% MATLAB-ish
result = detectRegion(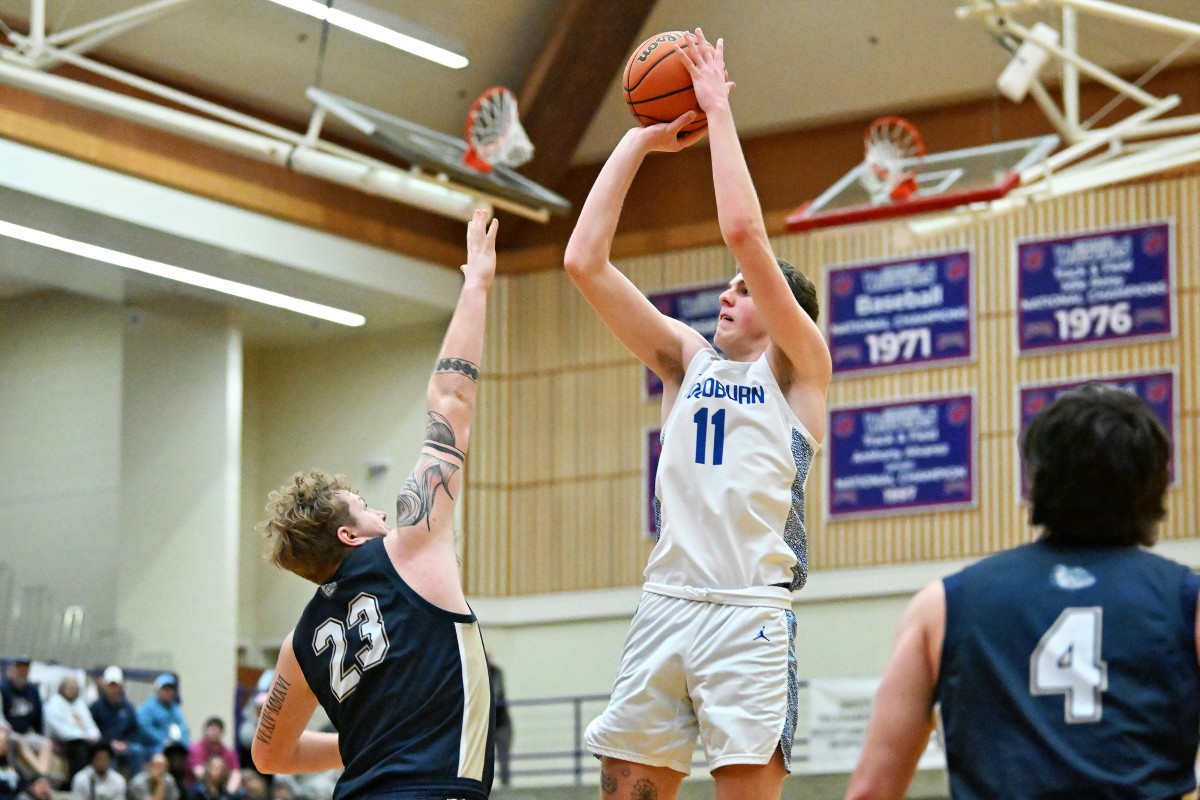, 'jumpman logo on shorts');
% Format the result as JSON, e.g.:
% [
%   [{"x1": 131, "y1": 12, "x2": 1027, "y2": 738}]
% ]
[{"x1": 753, "y1": 626, "x2": 769, "y2": 642}]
